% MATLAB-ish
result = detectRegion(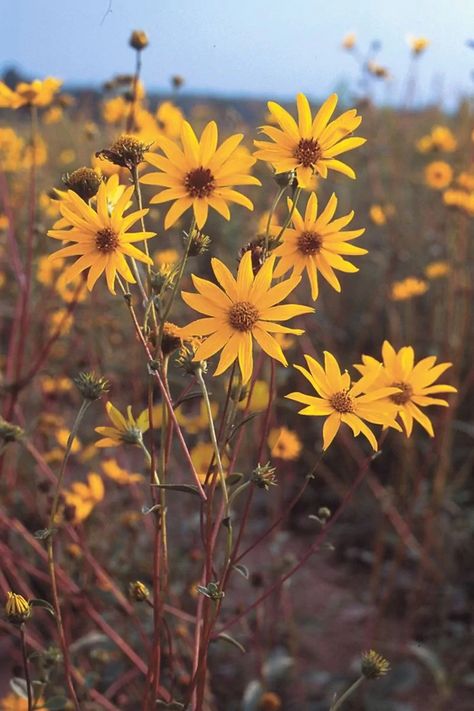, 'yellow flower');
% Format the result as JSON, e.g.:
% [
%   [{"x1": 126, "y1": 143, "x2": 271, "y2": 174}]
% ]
[
  {"x1": 47, "y1": 177, "x2": 155, "y2": 294},
  {"x1": 14, "y1": 77, "x2": 62, "y2": 107},
  {"x1": 408, "y1": 36, "x2": 430, "y2": 55},
  {"x1": 254, "y1": 93, "x2": 365, "y2": 186},
  {"x1": 354, "y1": 341, "x2": 457, "y2": 437},
  {"x1": 0, "y1": 82, "x2": 23, "y2": 109},
  {"x1": 456, "y1": 171, "x2": 474, "y2": 191},
  {"x1": 101, "y1": 458, "x2": 144, "y2": 485},
  {"x1": 342, "y1": 32, "x2": 356, "y2": 50},
  {"x1": 367, "y1": 61, "x2": 390, "y2": 79},
  {"x1": 391, "y1": 277, "x2": 429, "y2": 301},
  {"x1": 95, "y1": 402, "x2": 149, "y2": 447},
  {"x1": 43, "y1": 106, "x2": 63, "y2": 124},
  {"x1": 180, "y1": 251, "x2": 314, "y2": 384},
  {"x1": 56, "y1": 427, "x2": 81, "y2": 453},
  {"x1": 272, "y1": 192, "x2": 366, "y2": 300},
  {"x1": 141, "y1": 120, "x2": 261, "y2": 229},
  {"x1": 286, "y1": 351, "x2": 400, "y2": 450},
  {"x1": 0, "y1": 128, "x2": 25, "y2": 172},
  {"x1": 48, "y1": 308, "x2": 74, "y2": 336},
  {"x1": 424, "y1": 161, "x2": 453, "y2": 190},
  {"x1": 64, "y1": 472, "x2": 105, "y2": 523},
  {"x1": 156, "y1": 100, "x2": 184, "y2": 139},
  {"x1": 424, "y1": 261, "x2": 450, "y2": 279},
  {"x1": 102, "y1": 95, "x2": 129, "y2": 125},
  {"x1": 0, "y1": 692, "x2": 45, "y2": 710},
  {"x1": 268, "y1": 427, "x2": 302, "y2": 460},
  {"x1": 0, "y1": 214, "x2": 10, "y2": 231},
  {"x1": 190, "y1": 442, "x2": 229, "y2": 484},
  {"x1": 430, "y1": 126, "x2": 457, "y2": 152},
  {"x1": 237, "y1": 379, "x2": 269, "y2": 411},
  {"x1": 369, "y1": 204, "x2": 387, "y2": 225},
  {"x1": 22, "y1": 135, "x2": 48, "y2": 169},
  {"x1": 154, "y1": 248, "x2": 180, "y2": 266},
  {"x1": 442, "y1": 188, "x2": 474, "y2": 216},
  {"x1": 59, "y1": 148, "x2": 76, "y2": 165},
  {"x1": 416, "y1": 135, "x2": 433, "y2": 153}
]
